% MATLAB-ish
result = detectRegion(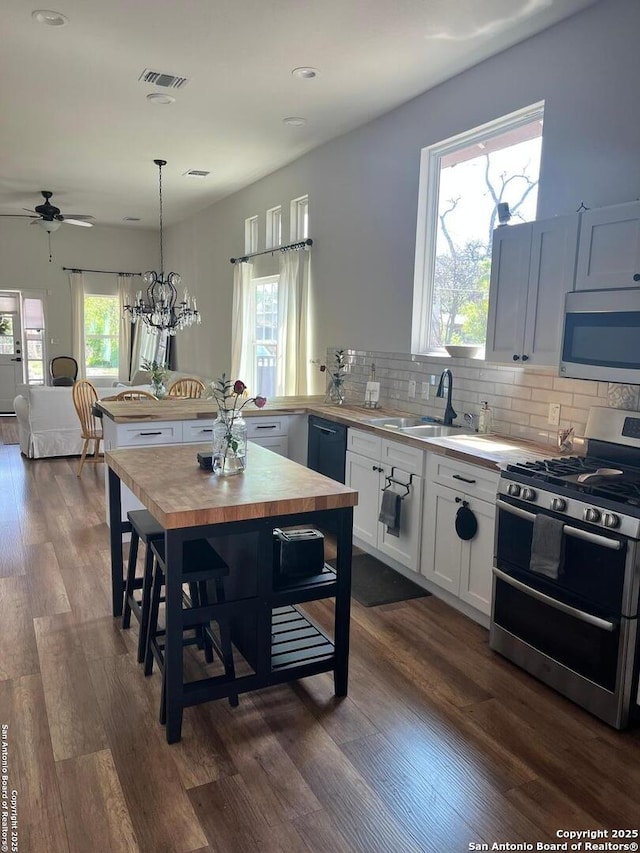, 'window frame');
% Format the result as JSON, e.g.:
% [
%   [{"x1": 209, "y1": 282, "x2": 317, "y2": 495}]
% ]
[
  {"x1": 411, "y1": 101, "x2": 544, "y2": 355},
  {"x1": 290, "y1": 195, "x2": 309, "y2": 241},
  {"x1": 249, "y1": 273, "x2": 279, "y2": 398},
  {"x1": 245, "y1": 215, "x2": 259, "y2": 254},
  {"x1": 21, "y1": 293, "x2": 47, "y2": 385},
  {"x1": 266, "y1": 206, "x2": 282, "y2": 249}
]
